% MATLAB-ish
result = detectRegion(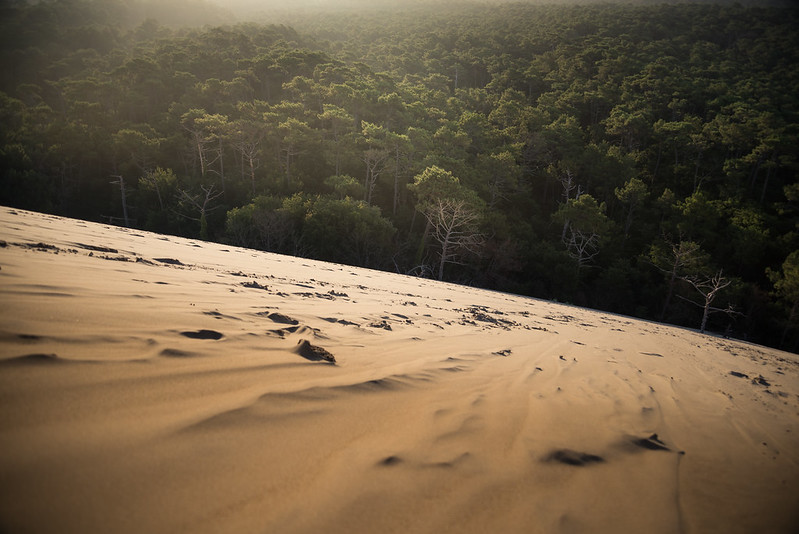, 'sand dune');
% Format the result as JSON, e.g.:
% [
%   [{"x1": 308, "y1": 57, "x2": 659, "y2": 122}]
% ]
[{"x1": 1, "y1": 206, "x2": 798, "y2": 533}]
